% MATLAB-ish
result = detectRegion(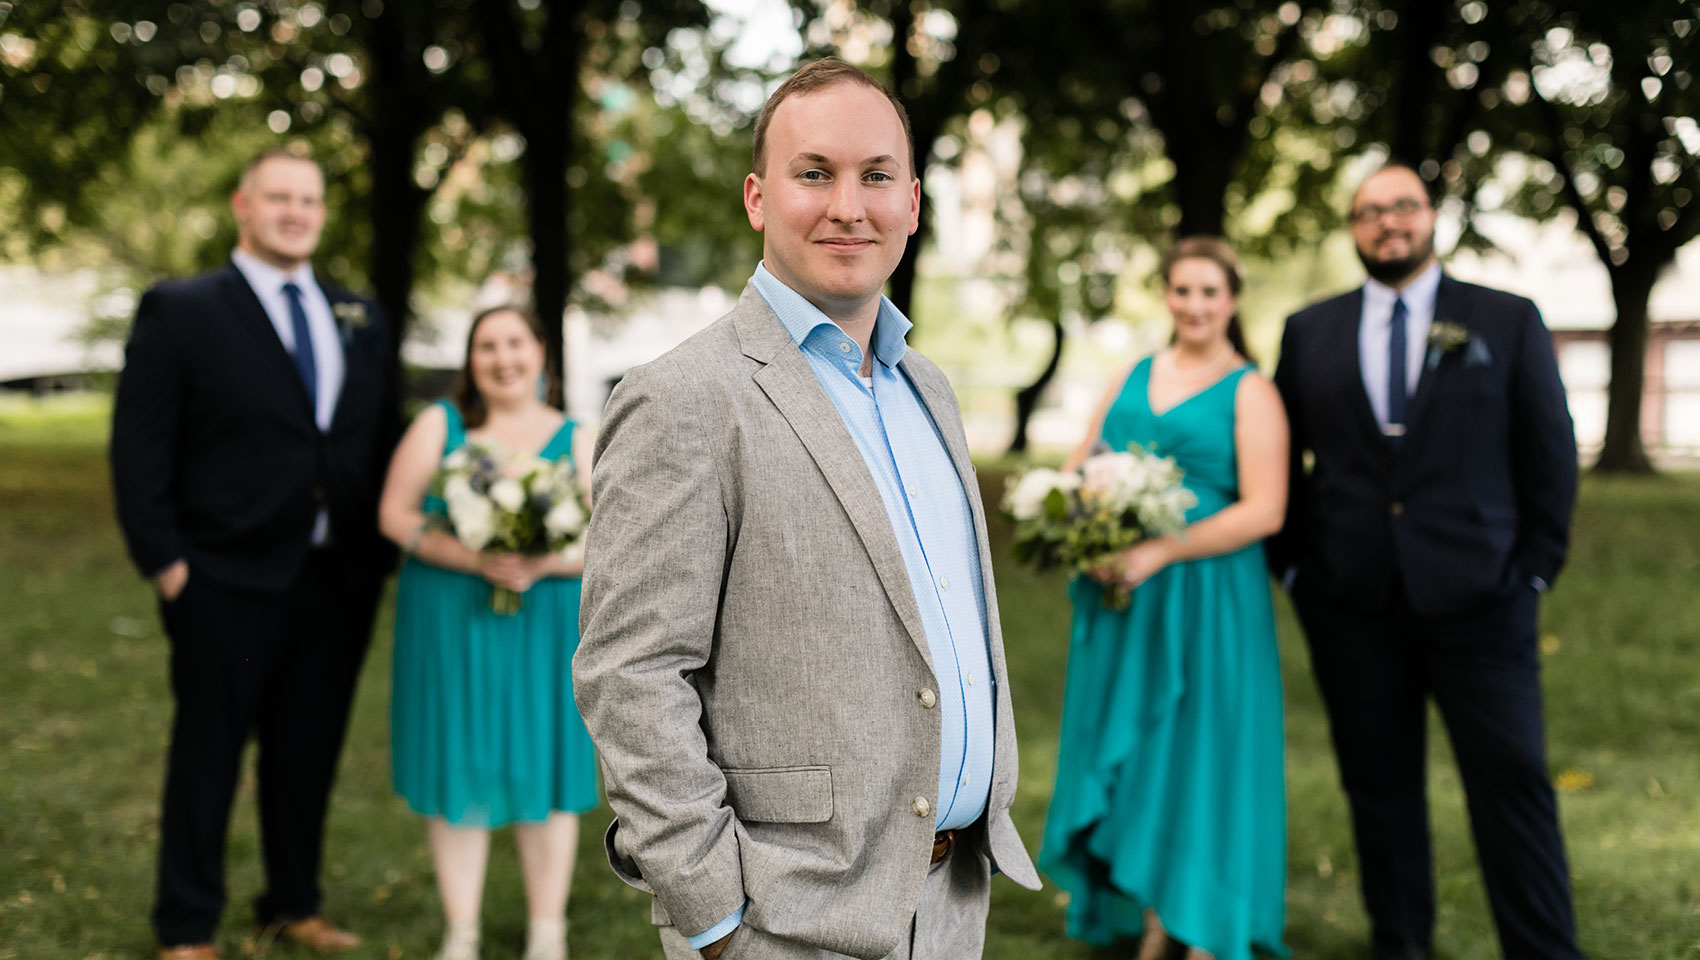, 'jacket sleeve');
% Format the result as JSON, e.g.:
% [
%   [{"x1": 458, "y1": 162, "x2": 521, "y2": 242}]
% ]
[
  {"x1": 1508, "y1": 300, "x2": 1578, "y2": 587},
  {"x1": 572, "y1": 360, "x2": 745, "y2": 938},
  {"x1": 110, "y1": 288, "x2": 188, "y2": 577},
  {"x1": 1264, "y1": 315, "x2": 1306, "y2": 583}
]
